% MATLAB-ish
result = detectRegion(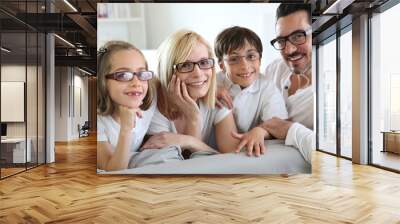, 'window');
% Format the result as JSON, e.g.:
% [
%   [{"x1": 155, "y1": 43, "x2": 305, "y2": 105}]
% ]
[
  {"x1": 317, "y1": 36, "x2": 337, "y2": 155},
  {"x1": 370, "y1": 2, "x2": 400, "y2": 171},
  {"x1": 340, "y1": 28, "x2": 352, "y2": 158}
]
